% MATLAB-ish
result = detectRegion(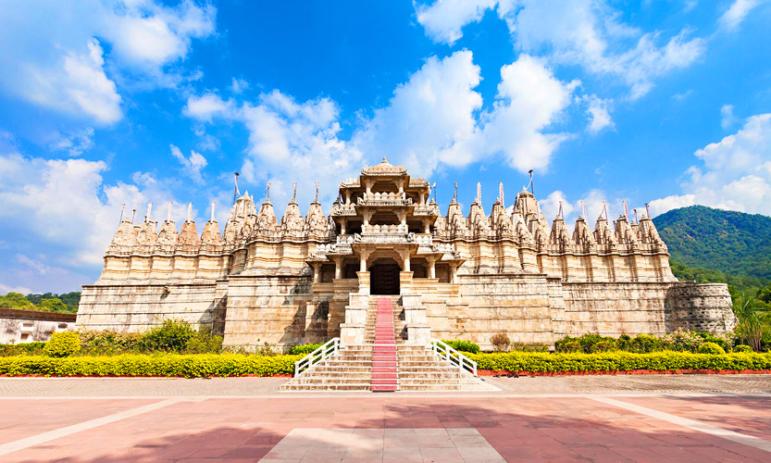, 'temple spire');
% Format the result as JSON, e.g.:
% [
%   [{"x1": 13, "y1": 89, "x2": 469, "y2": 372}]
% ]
[
  {"x1": 130, "y1": 208, "x2": 136, "y2": 224},
  {"x1": 314, "y1": 181, "x2": 319, "y2": 203},
  {"x1": 498, "y1": 181, "x2": 504, "y2": 207},
  {"x1": 556, "y1": 200, "x2": 564, "y2": 220},
  {"x1": 119, "y1": 203, "x2": 126, "y2": 223},
  {"x1": 290, "y1": 182, "x2": 297, "y2": 204},
  {"x1": 452, "y1": 181, "x2": 458, "y2": 203},
  {"x1": 166, "y1": 202, "x2": 173, "y2": 222},
  {"x1": 145, "y1": 202, "x2": 153, "y2": 223},
  {"x1": 186, "y1": 203, "x2": 193, "y2": 223},
  {"x1": 264, "y1": 181, "x2": 271, "y2": 204},
  {"x1": 578, "y1": 200, "x2": 587, "y2": 219},
  {"x1": 210, "y1": 201, "x2": 216, "y2": 222},
  {"x1": 476, "y1": 182, "x2": 482, "y2": 204}
]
